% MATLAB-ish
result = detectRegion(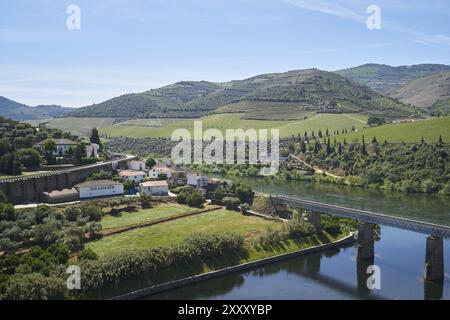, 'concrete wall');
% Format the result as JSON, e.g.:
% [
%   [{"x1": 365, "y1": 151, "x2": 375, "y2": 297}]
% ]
[{"x1": 0, "y1": 156, "x2": 135, "y2": 203}]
